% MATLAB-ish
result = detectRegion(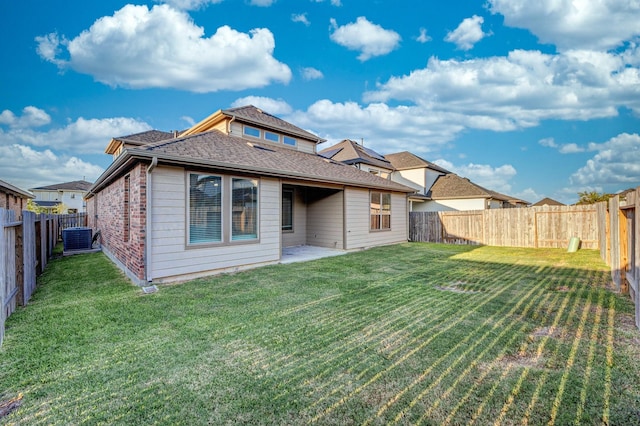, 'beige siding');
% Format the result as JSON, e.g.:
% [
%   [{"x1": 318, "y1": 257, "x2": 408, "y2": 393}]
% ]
[
  {"x1": 296, "y1": 140, "x2": 317, "y2": 154},
  {"x1": 149, "y1": 167, "x2": 280, "y2": 282},
  {"x1": 229, "y1": 122, "x2": 317, "y2": 153},
  {"x1": 392, "y1": 169, "x2": 424, "y2": 193},
  {"x1": 344, "y1": 188, "x2": 408, "y2": 250},
  {"x1": 424, "y1": 198, "x2": 486, "y2": 212},
  {"x1": 282, "y1": 187, "x2": 308, "y2": 247},
  {"x1": 306, "y1": 190, "x2": 344, "y2": 249}
]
